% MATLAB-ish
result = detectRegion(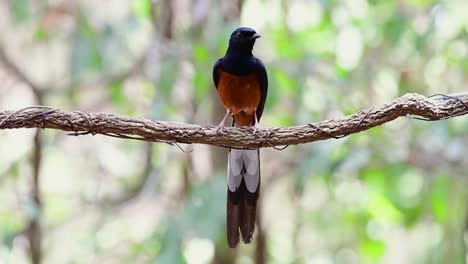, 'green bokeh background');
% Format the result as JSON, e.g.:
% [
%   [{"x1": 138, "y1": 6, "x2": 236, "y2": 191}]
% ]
[{"x1": 1, "y1": 0, "x2": 468, "y2": 263}]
